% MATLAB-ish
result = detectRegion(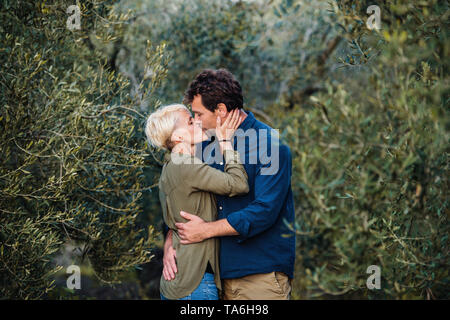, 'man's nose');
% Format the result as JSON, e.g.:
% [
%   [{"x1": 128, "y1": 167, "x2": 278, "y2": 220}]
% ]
[{"x1": 194, "y1": 120, "x2": 203, "y2": 128}]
